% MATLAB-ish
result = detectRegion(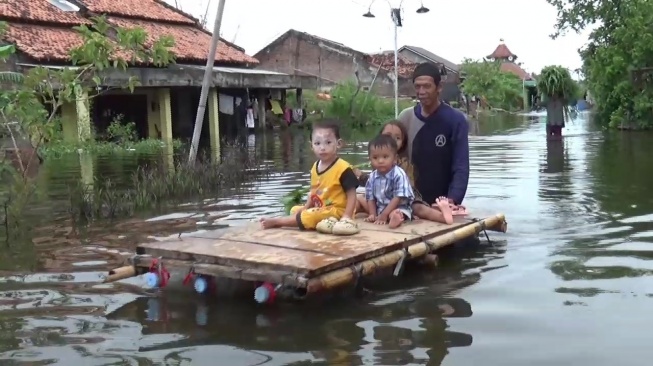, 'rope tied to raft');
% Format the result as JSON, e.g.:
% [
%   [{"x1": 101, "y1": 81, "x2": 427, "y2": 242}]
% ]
[
  {"x1": 182, "y1": 265, "x2": 196, "y2": 286},
  {"x1": 472, "y1": 218, "x2": 493, "y2": 244},
  {"x1": 393, "y1": 247, "x2": 411, "y2": 277},
  {"x1": 350, "y1": 264, "x2": 365, "y2": 293}
]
